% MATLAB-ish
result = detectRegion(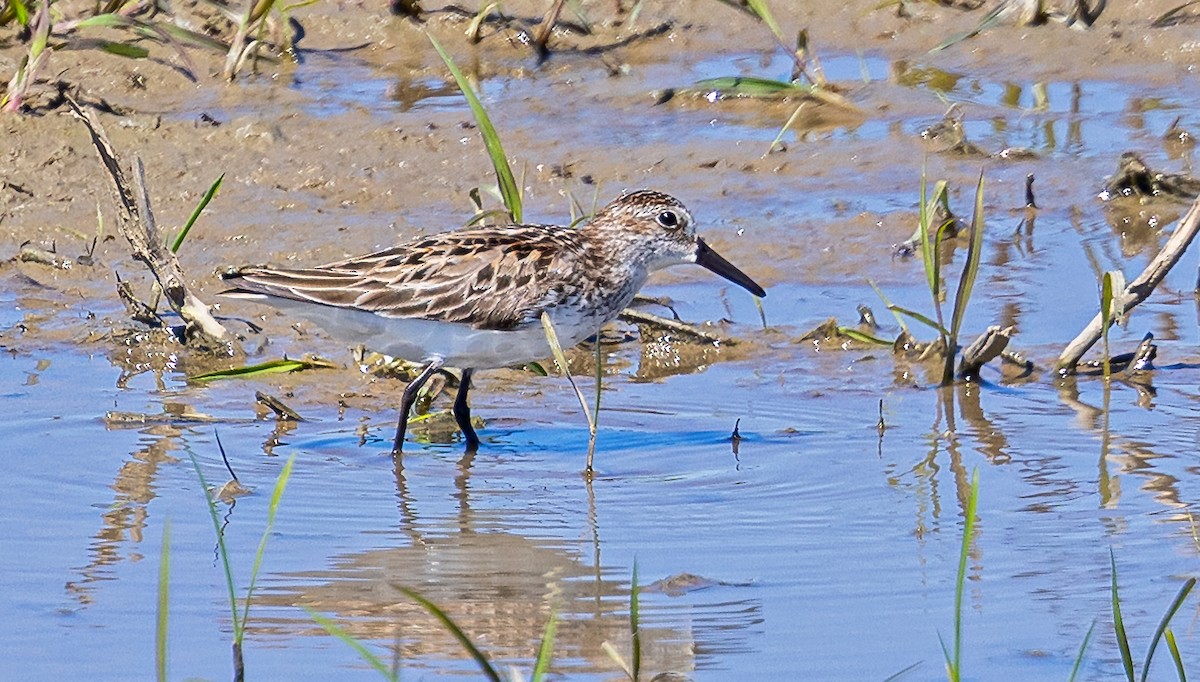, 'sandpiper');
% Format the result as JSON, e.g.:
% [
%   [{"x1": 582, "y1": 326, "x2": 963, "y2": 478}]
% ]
[{"x1": 222, "y1": 190, "x2": 766, "y2": 453}]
